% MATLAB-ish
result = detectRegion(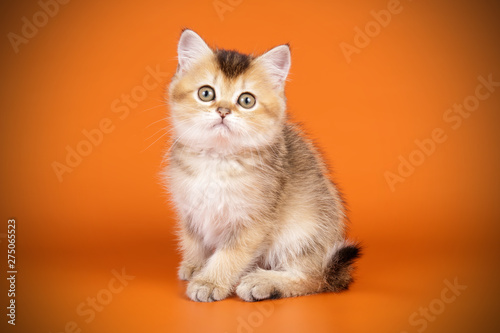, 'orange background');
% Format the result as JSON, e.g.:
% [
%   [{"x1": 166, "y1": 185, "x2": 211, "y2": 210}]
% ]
[{"x1": 1, "y1": 0, "x2": 500, "y2": 332}]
